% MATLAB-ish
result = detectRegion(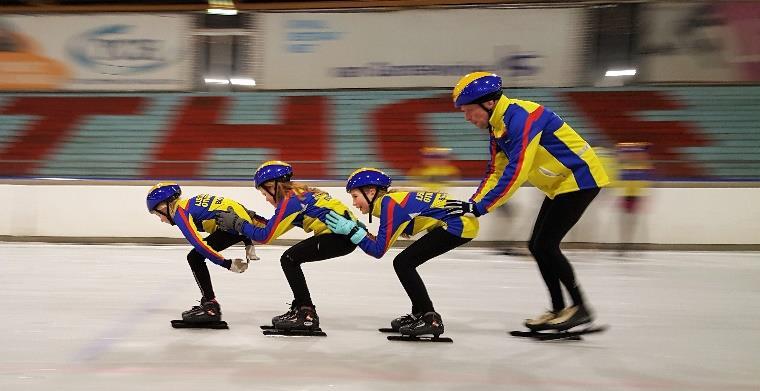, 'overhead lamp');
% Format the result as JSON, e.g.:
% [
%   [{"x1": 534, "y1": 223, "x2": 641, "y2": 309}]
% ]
[
  {"x1": 605, "y1": 69, "x2": 637, "y2": 77},
  {"x1": 207, "y1": 0, "x2": 237, "y2": 15}
]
